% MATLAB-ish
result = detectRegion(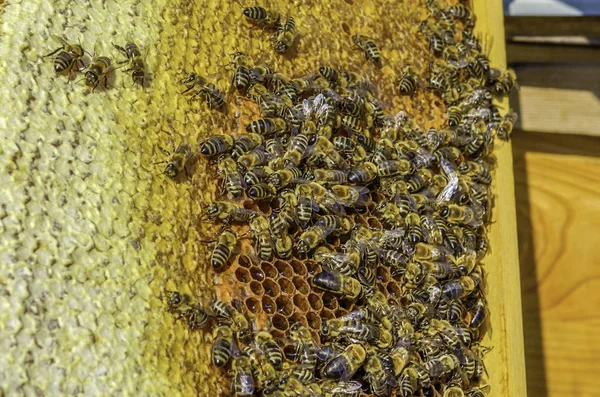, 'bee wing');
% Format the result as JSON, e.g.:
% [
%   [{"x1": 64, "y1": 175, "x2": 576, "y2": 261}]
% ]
[
  {"x1": 330, "y1": 380, "x2": 363, "y2": 394},
  {"x1": 437, "y1": 158, "x2": 460, "y2": 203}
]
